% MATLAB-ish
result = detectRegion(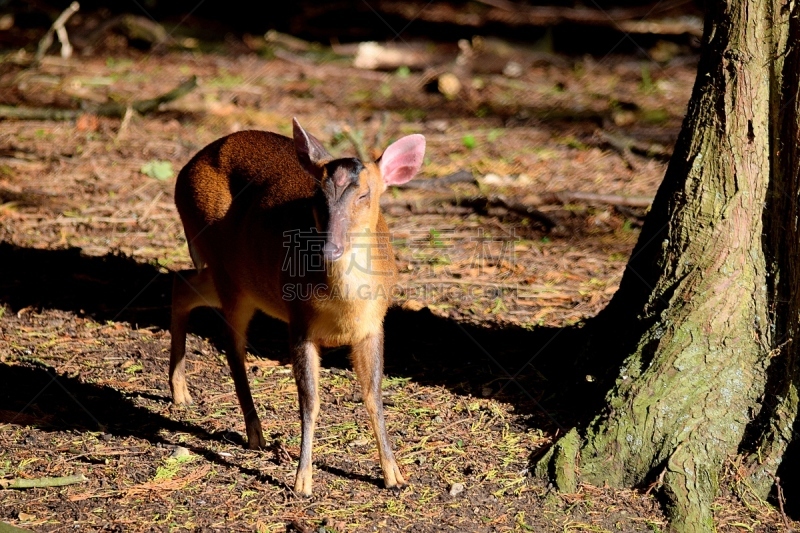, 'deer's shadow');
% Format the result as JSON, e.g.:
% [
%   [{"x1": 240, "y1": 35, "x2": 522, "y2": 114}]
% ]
[{"x1": 0, "y1": 243, "x2": 604, "y2": 447}]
